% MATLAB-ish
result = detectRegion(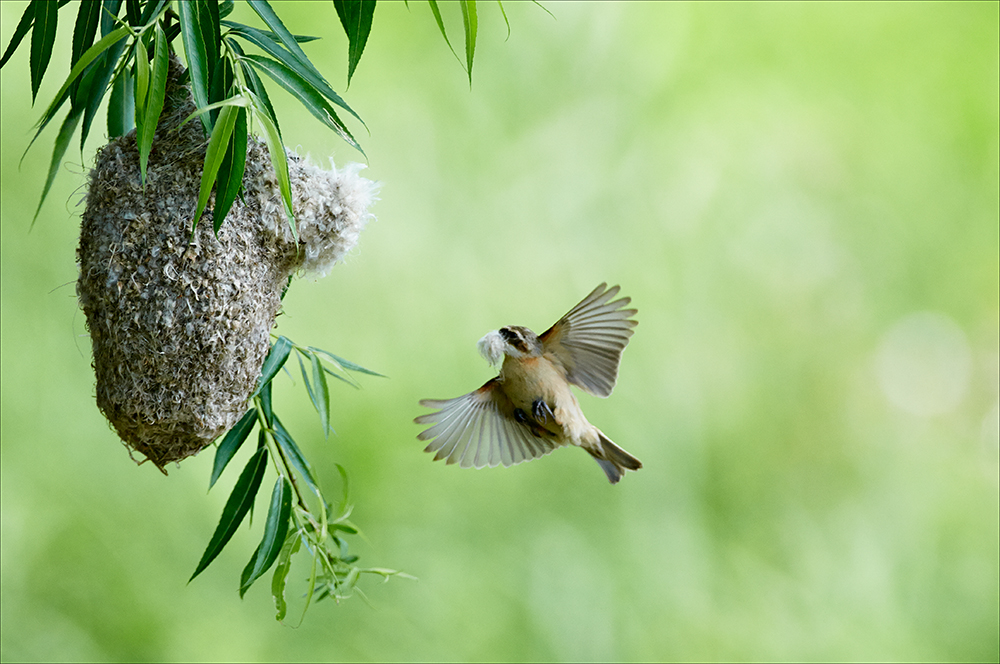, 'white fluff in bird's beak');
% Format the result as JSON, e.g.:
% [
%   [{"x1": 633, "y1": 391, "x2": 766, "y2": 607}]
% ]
[{"x1": 477, "y1": 330, "x2": 506, "y2": 366}]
